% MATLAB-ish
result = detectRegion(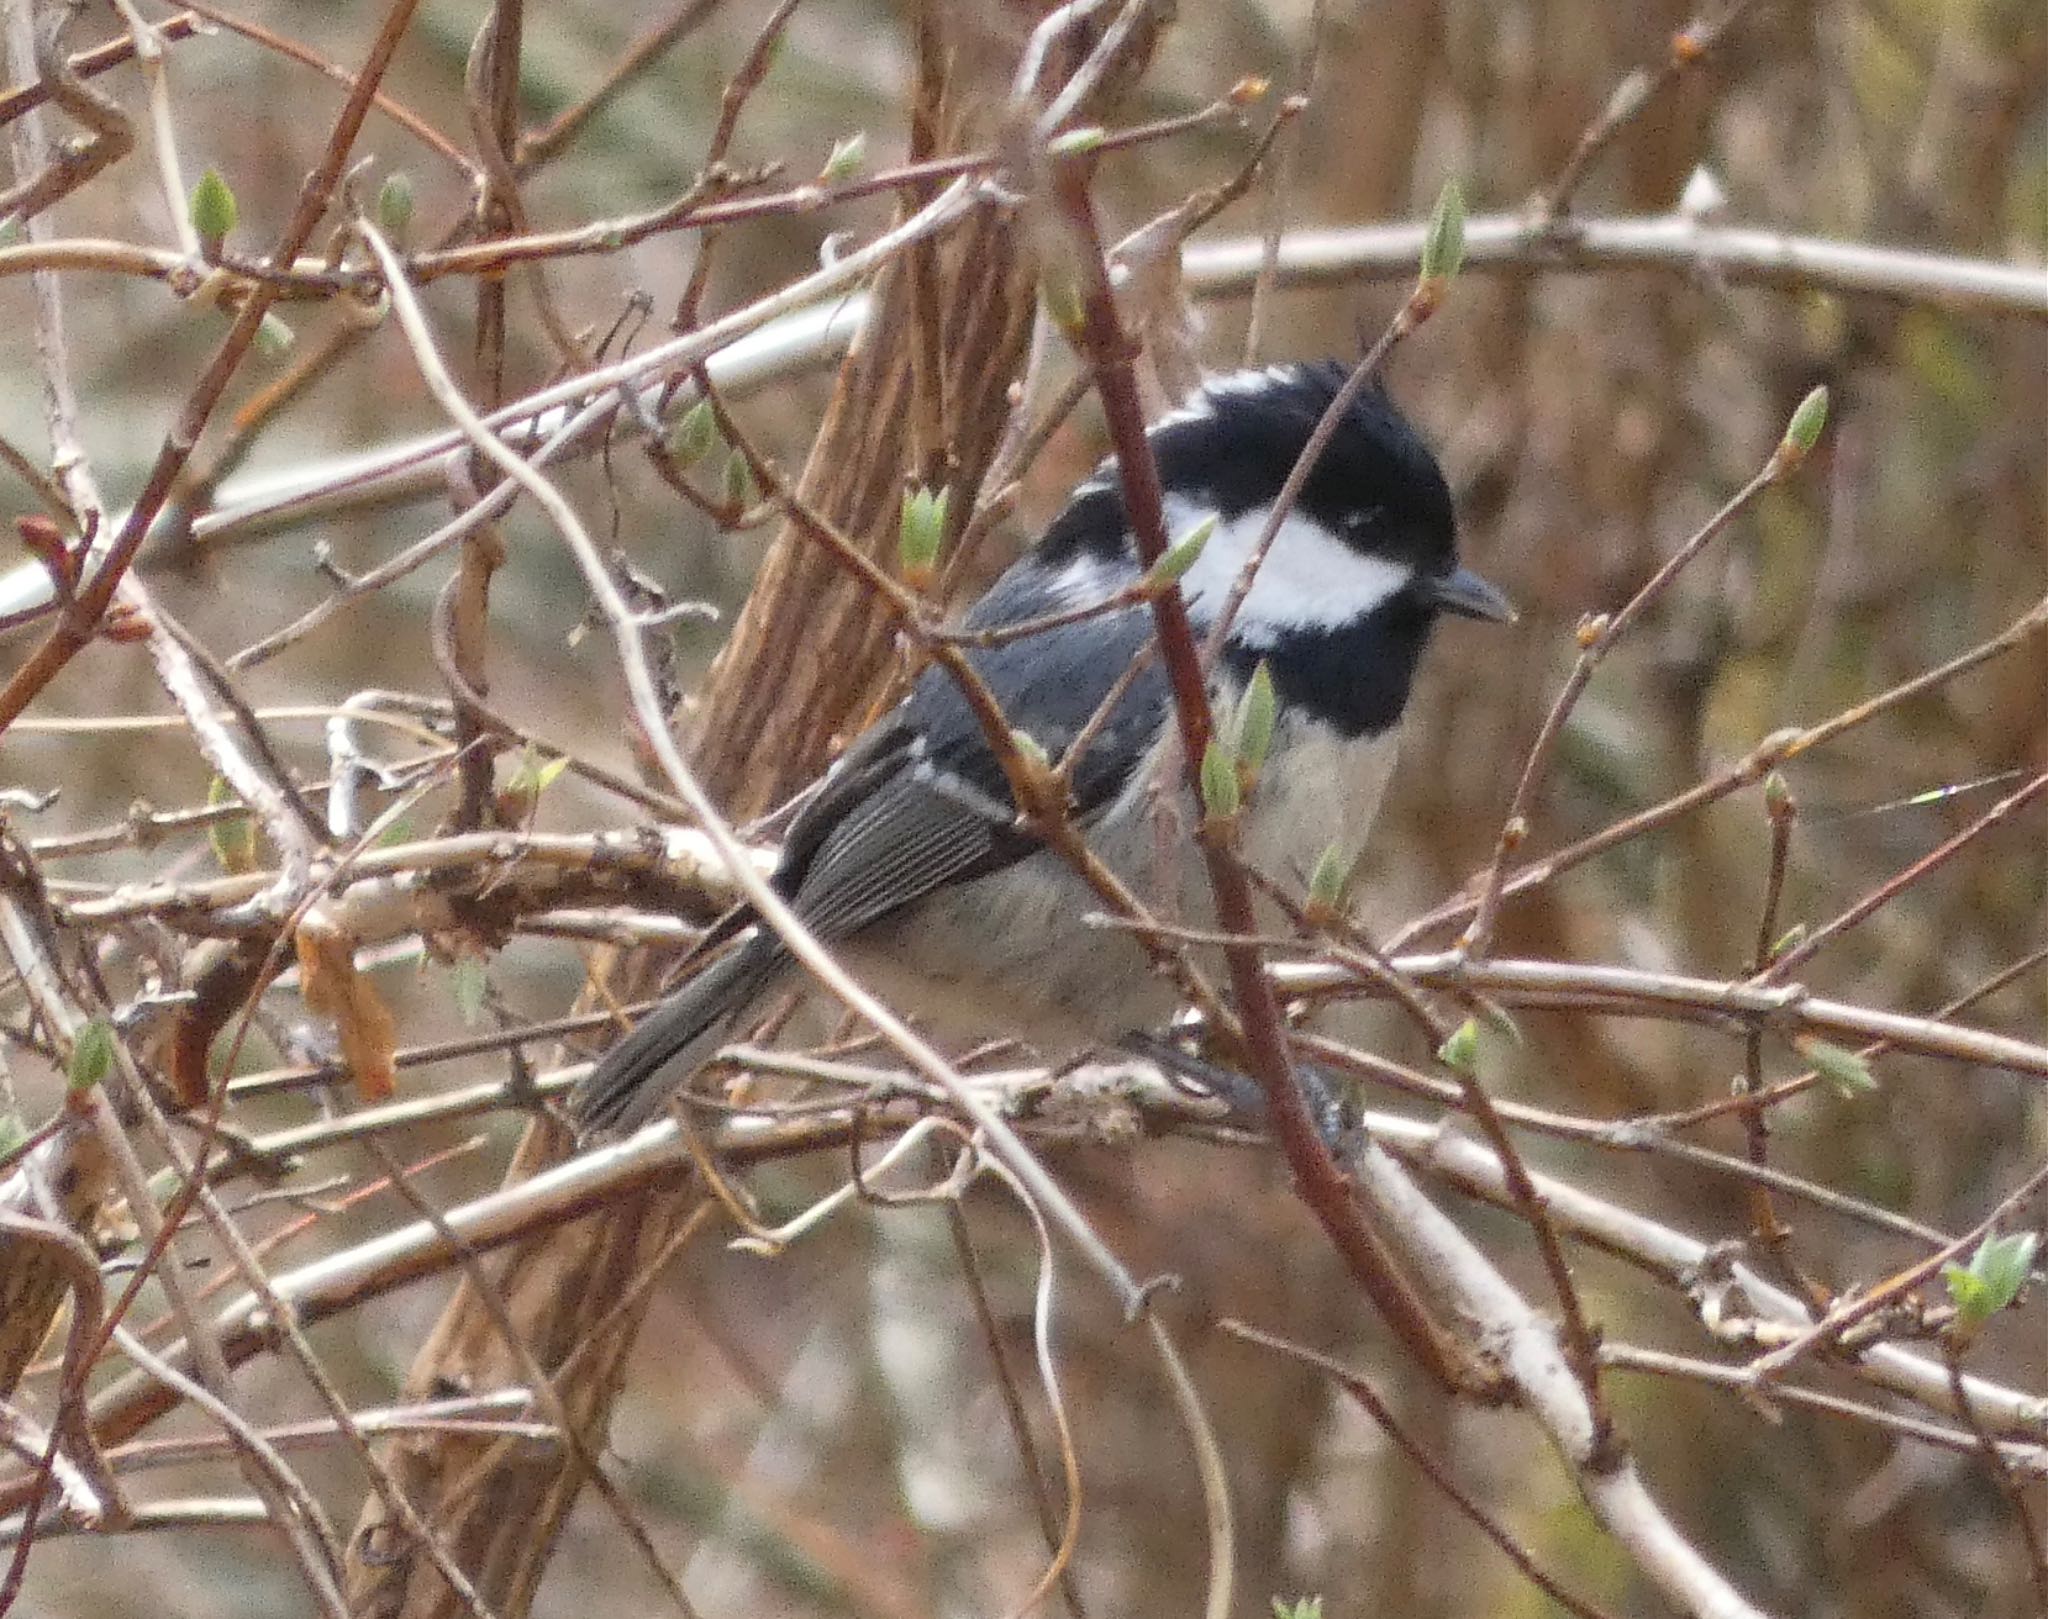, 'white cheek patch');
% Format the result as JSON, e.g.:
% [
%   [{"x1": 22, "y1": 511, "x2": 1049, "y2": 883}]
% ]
[
  {"x1": 1162, "y1": 493, "x2": 1413, "y2": 646},
  {"x1": 1044, "y1": 552, "x2": 1127, "y2": 607}
]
